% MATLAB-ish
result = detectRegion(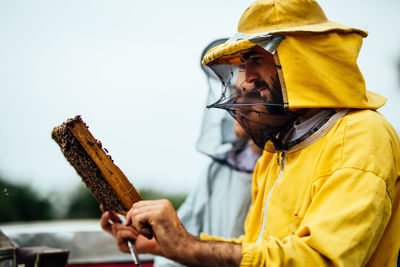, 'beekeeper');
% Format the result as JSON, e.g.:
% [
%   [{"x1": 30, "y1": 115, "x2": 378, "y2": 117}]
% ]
[
  {"x1": 150, "y1": 39, "x2": 263, "y2": 266},
  {"x1": 101, "y1": 39, "x2": 262, "y2": 266},
  {"x1": 124, "y1": 0, "x2": 400, "y2": 266}
]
